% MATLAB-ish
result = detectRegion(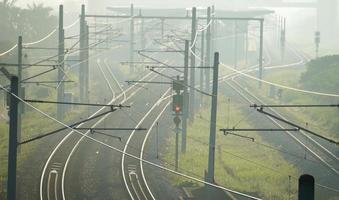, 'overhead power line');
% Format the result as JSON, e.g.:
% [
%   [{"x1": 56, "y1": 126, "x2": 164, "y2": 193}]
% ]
[
  {"x1": 0, "y1": 19, "x2": 80, "y2": 57},
  {"x1": 251, "y1": 104, "x2": 339, "y2": 108},
  {"x1": 220, "y1": 62, "x2": 339, "y2": 97},
  {"x1": 0, "y1": 82, "x2": 263, "y2": 200}
]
